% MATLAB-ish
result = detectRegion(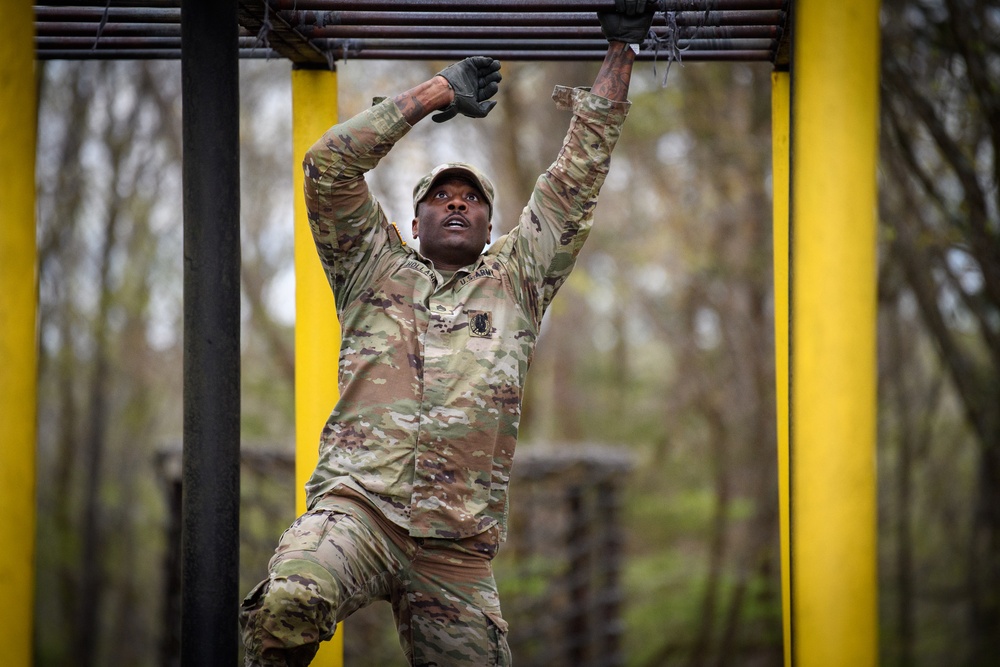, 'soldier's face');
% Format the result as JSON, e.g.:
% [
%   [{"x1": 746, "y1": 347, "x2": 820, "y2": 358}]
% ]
[{"x1": 412, "y1": 177, "x2": 492, "y2": 271}]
